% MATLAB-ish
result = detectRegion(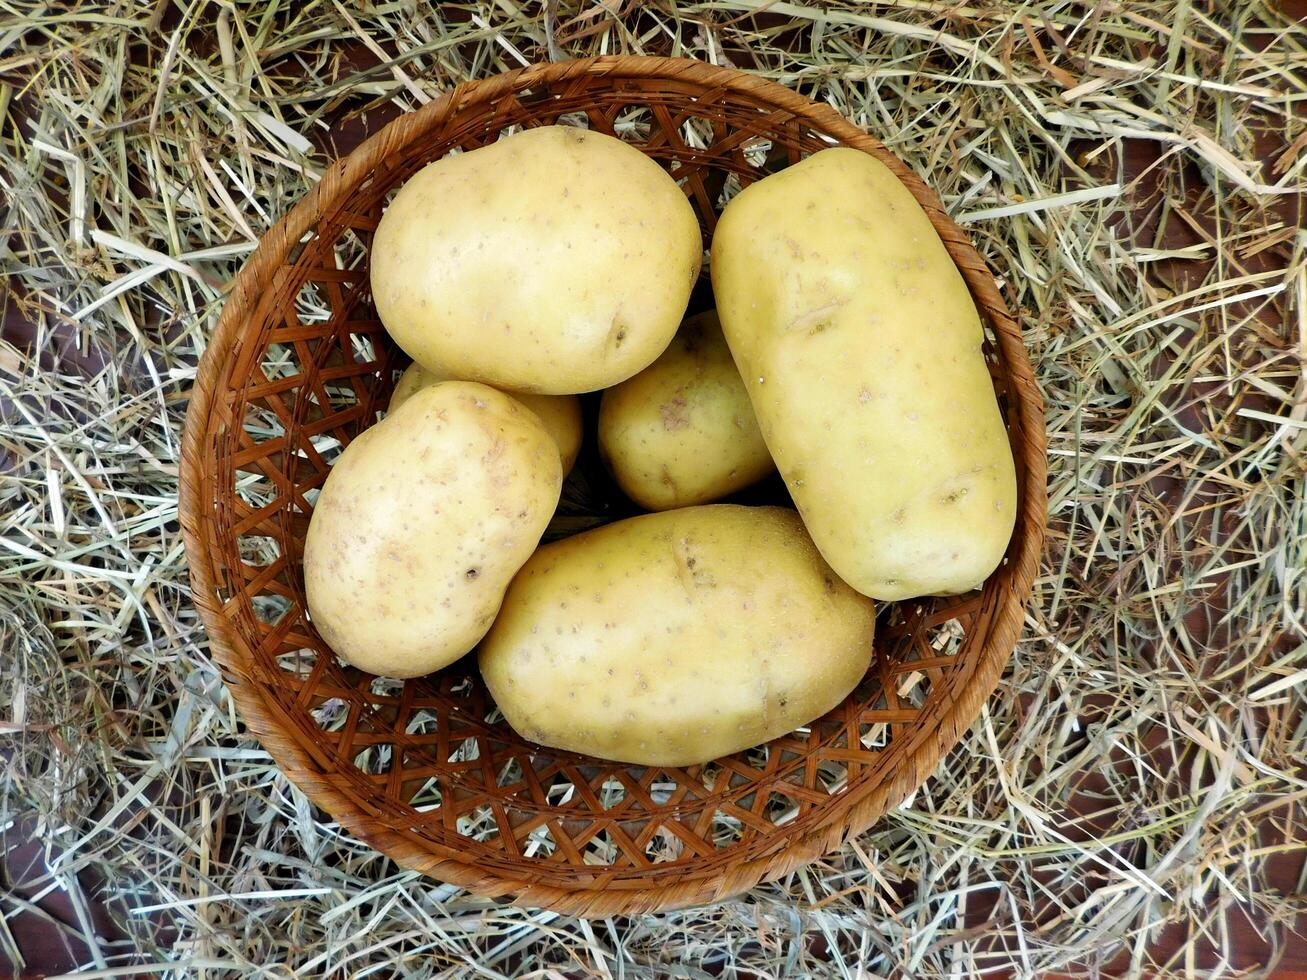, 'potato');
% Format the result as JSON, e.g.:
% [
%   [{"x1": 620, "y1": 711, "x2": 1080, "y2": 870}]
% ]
[
  {"x1": 304, "y1": 381, "x2": 561, "y2": 678},
  {"x1": 372, "y1": 125, "x2": 703, "y2": 394},
  {"x1": 391, "y1": 362, "x2": 582, "y2": 474},
  {"x1": 479, "y1": 505, "x2": 875, "y2": 766},
  {"x1": 598, "y1": 311, "x2": 773, "y2": 510},
  {"x1": 711, "y1": 148, "x2": 1017, "y2": 600}
]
